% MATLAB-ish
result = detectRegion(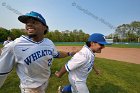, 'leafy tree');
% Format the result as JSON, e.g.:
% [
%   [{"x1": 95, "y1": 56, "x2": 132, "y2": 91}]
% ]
[
  {"x1": 1, "y1": 27, "x2": 89, "y2": 42},
  {"x1": 10, "y1": 29, "x2": 25, "y2": 39},
  {"x1": 114, "y1": 21, "x2": 140, "y2": 42},
  {"x1": 0, "y1": 27, "x2": 11, "y2": 42},
  {"x1": 46, "y1": 29, "x2": 89, "y2": 42}
]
